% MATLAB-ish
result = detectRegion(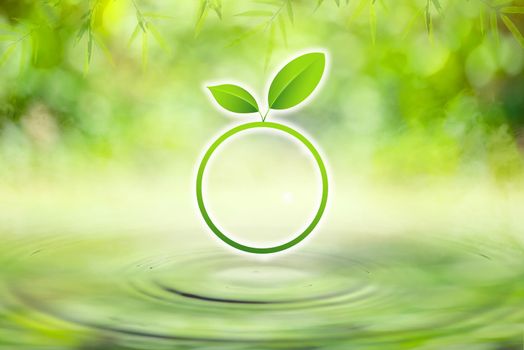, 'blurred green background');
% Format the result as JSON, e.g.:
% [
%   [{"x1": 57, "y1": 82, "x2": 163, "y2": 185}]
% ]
[
  {"x1": 1, "y1": 0, "x2": 523, "y2": 183},
  {"x1": 2, "y1": 1, "x2": 524, "y2": 349}
]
